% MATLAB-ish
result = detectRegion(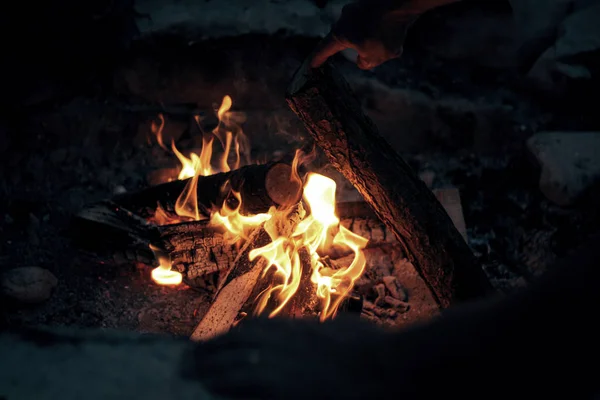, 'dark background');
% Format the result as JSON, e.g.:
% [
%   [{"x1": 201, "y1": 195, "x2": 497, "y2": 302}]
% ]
[{"x1": 1, "y1": 0, "x2": 599, "y2": 333}]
